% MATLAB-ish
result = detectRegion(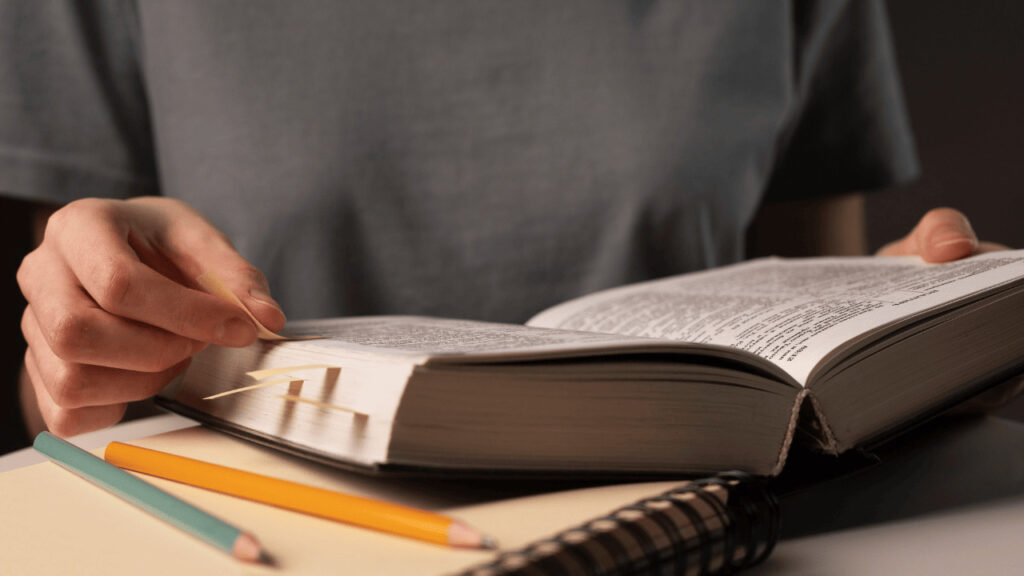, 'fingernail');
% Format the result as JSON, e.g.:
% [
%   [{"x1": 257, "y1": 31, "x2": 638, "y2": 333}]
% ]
[
  {"x1": 931, "y1": 227, "x2": 978, "y2": 250},
  {"x1": 249, "y1": 287, "x2": 283, "y2": 312},
  {"x1": 218, "y1": 317, "x2": 257, "y2": 346},
  {"x1": 933, "y1": 237, "x2": 976, "y2": 249}
]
